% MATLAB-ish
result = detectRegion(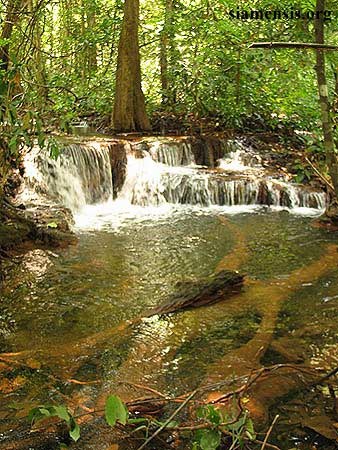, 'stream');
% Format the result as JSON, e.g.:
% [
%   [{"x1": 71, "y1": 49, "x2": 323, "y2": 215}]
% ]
[{"x1": 0, "y1": 137, "x2": 337, "y2": 449}]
